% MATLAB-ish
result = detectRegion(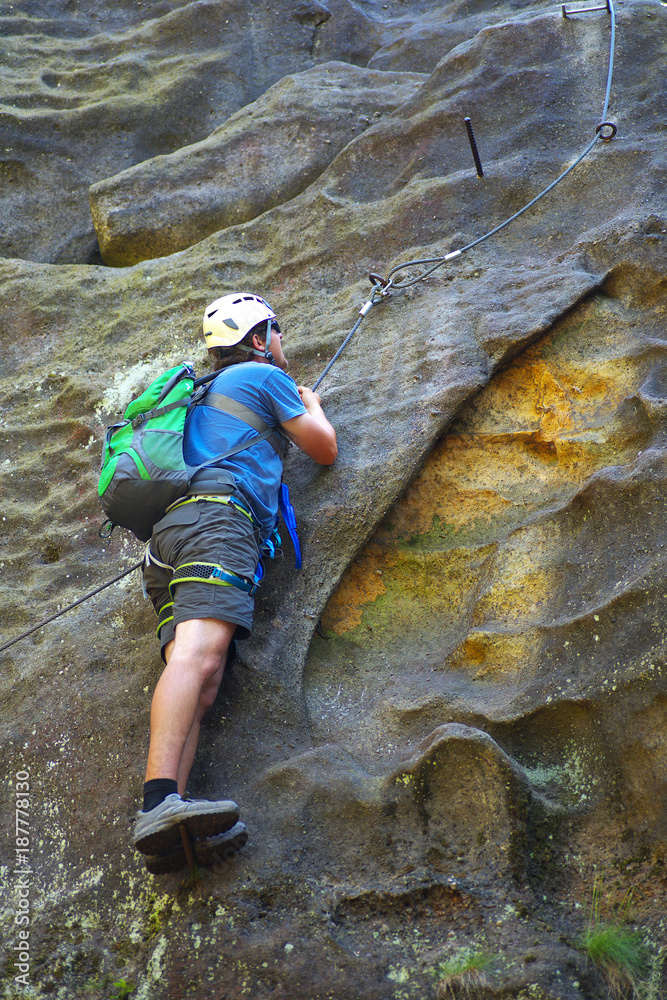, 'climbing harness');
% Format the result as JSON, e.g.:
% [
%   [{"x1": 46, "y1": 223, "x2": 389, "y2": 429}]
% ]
[
  {"x1": 1, "y1": 0, "x2": 618, "y2": 653},
  {"x1": 164, "y1": 491, "x2": 256, "y2": 524},
  {"x1": 142, "y1": 498, "x2": 283, "y2": 613},
  {"x1": 169, "y1": 562, "x2": 261, "y2": 596},
  {"x1": 142, "y1": 541, "x2": 265, "y2": 640}
]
